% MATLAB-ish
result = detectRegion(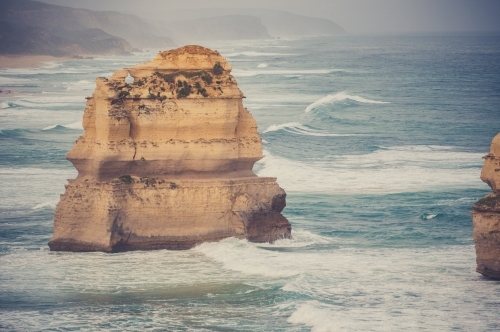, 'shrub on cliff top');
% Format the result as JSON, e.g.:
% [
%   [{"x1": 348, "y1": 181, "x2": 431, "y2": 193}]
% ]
[
  {"x1": 212, "y1": 62, "x2": 224, "y2": 75},
  {"x1": 118, "y1": 91, "x2": 130, "y2": 99},
  {"x1": 475, "y1": 195, "x2": 500, "y2": 210},
  {"x1": 201, "y1": 72, "x2": 213, "y2": 85},
  {"x1": 197, "y1": 87, "x2": 208, "y2": 97},
  {"x1": 177, "y1": 82, "x2": 192, "y2": 98},
  {"x1": 118, "y1": 175, "x2": 132, "y2": 184},
  {"x1": 155, "y1": 71, "x2": 213, "y2": 84}
]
